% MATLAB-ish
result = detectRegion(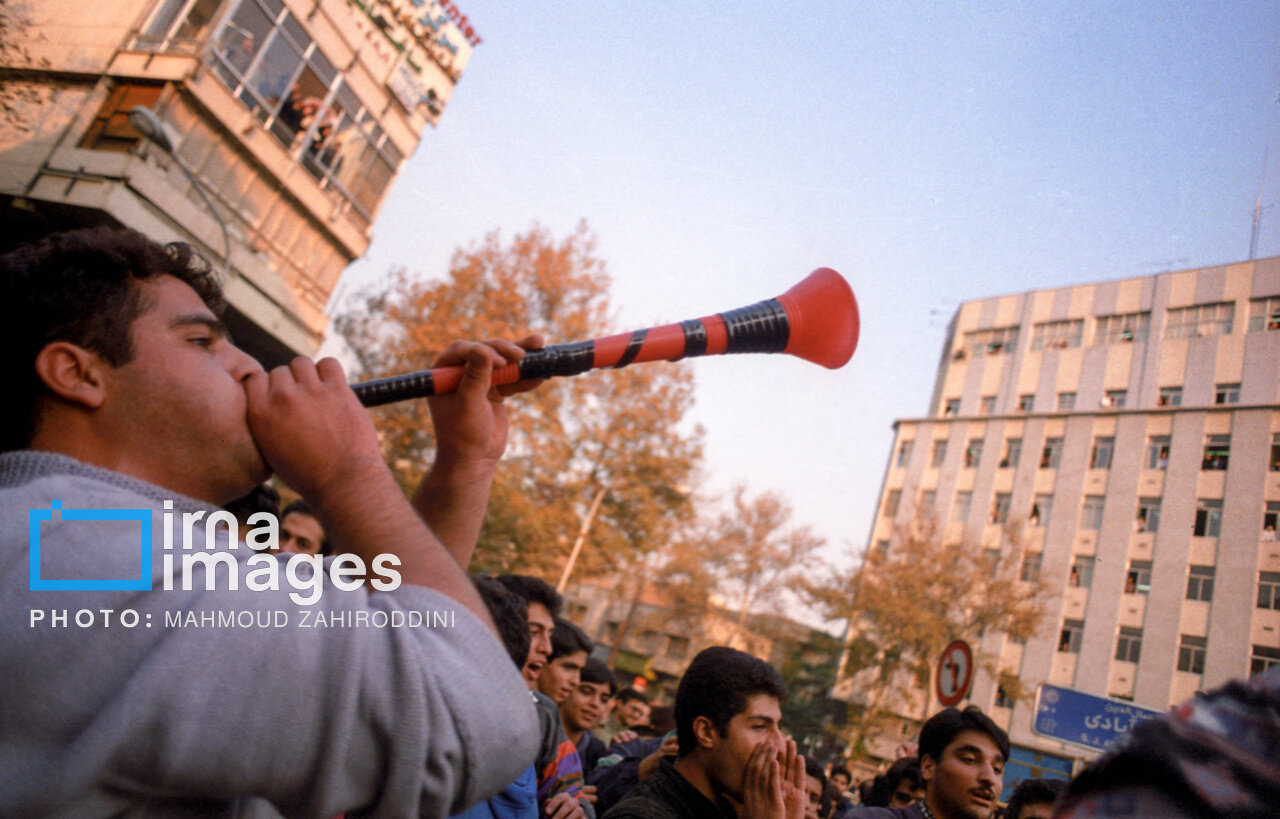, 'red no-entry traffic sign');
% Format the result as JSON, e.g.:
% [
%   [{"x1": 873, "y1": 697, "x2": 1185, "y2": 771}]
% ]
[{"x1": 935, "y1": 639, "x2": 974, "y2": 707}]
